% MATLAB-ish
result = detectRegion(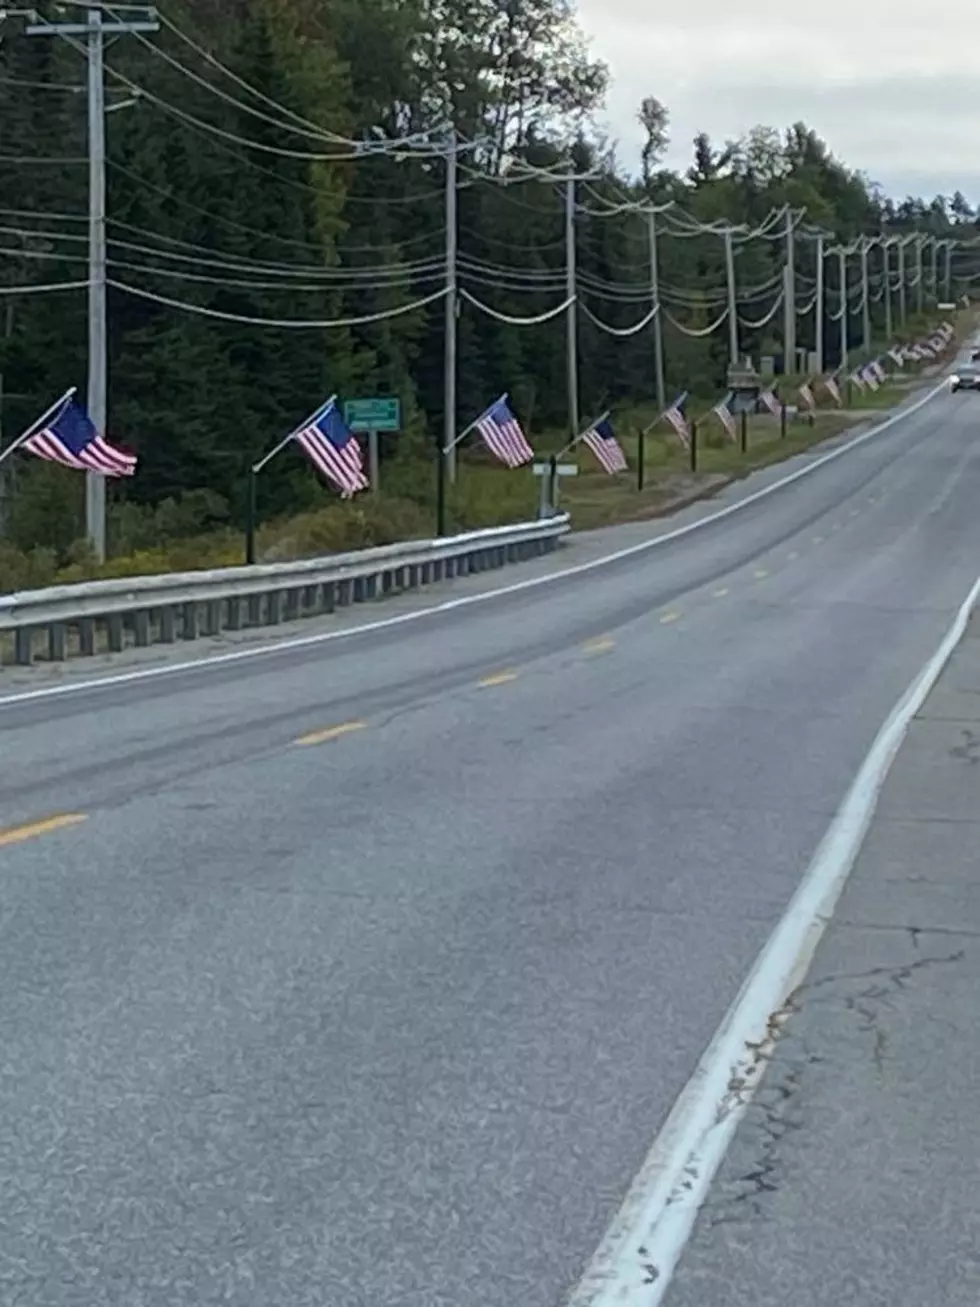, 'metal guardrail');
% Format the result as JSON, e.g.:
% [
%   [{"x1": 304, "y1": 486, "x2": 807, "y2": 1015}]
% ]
[{"x1": 0, "y1": 515, "x2": 570, "y2": 666}]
